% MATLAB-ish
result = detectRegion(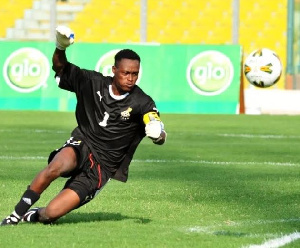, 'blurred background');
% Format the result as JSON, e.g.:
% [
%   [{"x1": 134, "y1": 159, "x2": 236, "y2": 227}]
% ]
[{"x1": 0, "y1": 0, "x2": 299, "y2": 114}]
